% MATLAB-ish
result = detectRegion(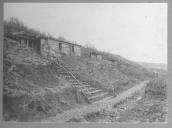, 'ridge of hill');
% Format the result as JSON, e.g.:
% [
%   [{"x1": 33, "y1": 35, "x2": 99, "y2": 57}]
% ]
[
  {"x1": 3, "y1": 36, "x2": 156, "y2": 121},
  {"x1": 3, "y1": 18, "x2": 158, "y2": 121},
  {"x1": 3, "y1": 38, "x2": 90, "y2": 121},
  {"x1": 60, "y1": 54, "x2": 155, "y2": 95},
  {"x1": 138, "y1": 62, "x2": 167, "y2": 71}
]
